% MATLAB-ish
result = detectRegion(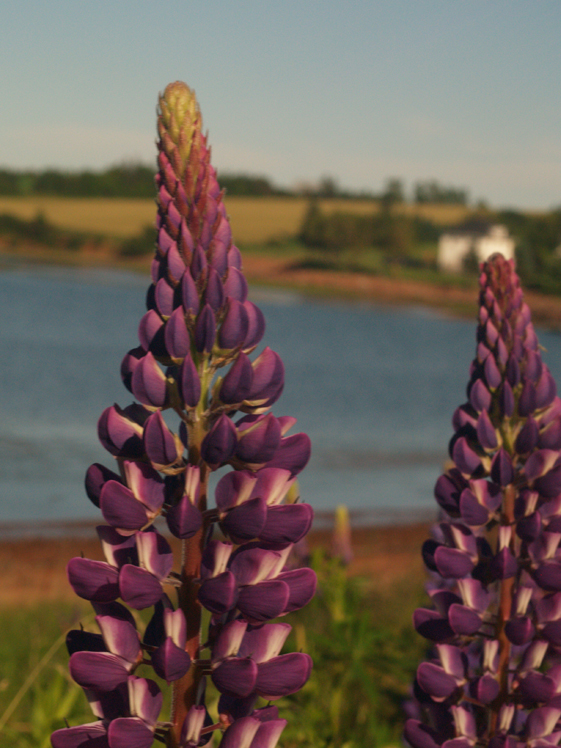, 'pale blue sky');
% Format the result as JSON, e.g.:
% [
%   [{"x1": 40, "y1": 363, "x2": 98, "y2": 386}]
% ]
[{"x1": 1, "y1": 1, "x2": 560, "y2": 208}]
